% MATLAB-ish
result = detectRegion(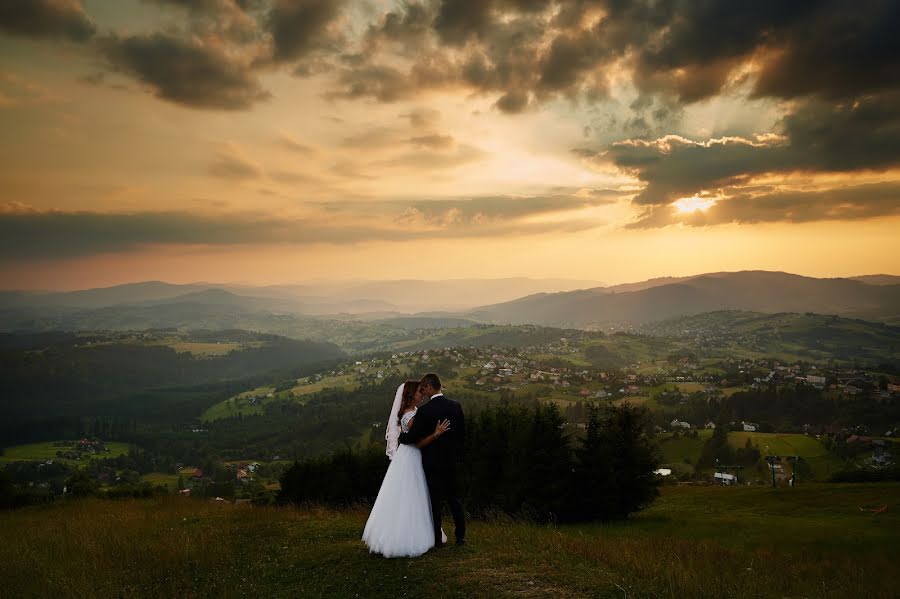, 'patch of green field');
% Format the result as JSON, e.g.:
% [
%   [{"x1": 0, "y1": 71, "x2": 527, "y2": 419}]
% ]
[
  {"x1": 656, "y1": 430, "x2": 713, "y2": 465},
  {"x1": 0, "y1": 441, "x2": 131, "y2": 464},
  {"x1": 1, "y1": 484, "x2": 896, "y2": 598},
  {"x1": 289, "y1": 374, "x2": 358, "y2": 397},
  {"x1": 163, "y1": 341, "x2": 243, "y2": 356},
  {"x1": 201, "y1": 385, "x2": 276, "y2": 421},
  {"x1": 728, "y1": 432, "x2": 843, "y2": 480},
  {"x1": 140, "y1": 472, "x2": 180, "y2": 489},
  {"x1": 614, "y1": 396, "x2": 656, "y2": 409},
  {"x1": 674, "y1": 382, "x2": 704, "y2": 393}
]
